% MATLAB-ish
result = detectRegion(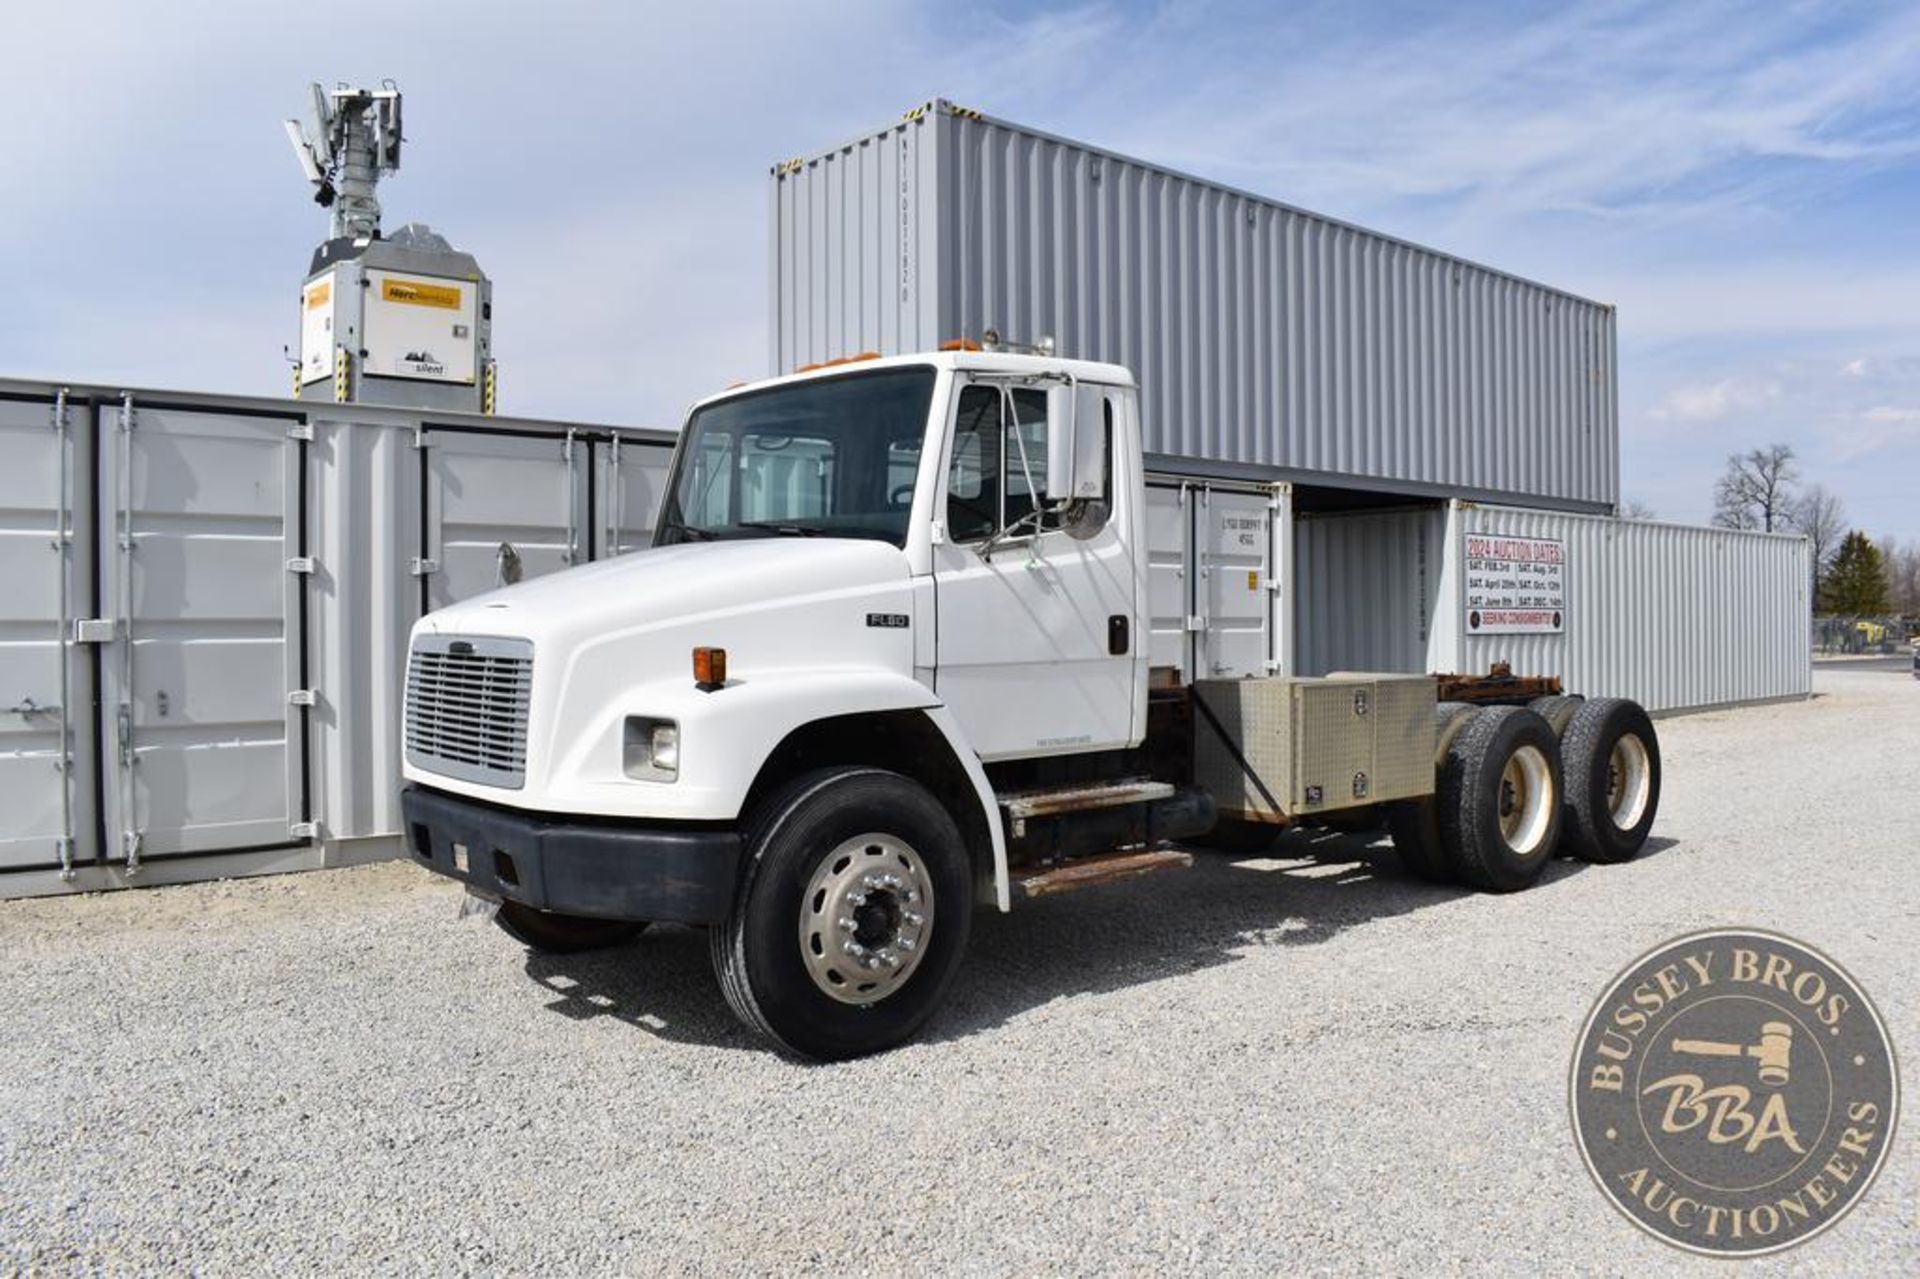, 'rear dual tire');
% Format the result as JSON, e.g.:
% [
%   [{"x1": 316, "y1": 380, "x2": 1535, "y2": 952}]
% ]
[
  {"x1": 1558, "y1": 698, "x2": 1661, "y2": 864},
  {"x1": 1436, "y1": 707, "x2": 1565, "y2": 893},
  {"x1": 1386, "y1": 702, "x2": 1478, "y2": 883}
]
